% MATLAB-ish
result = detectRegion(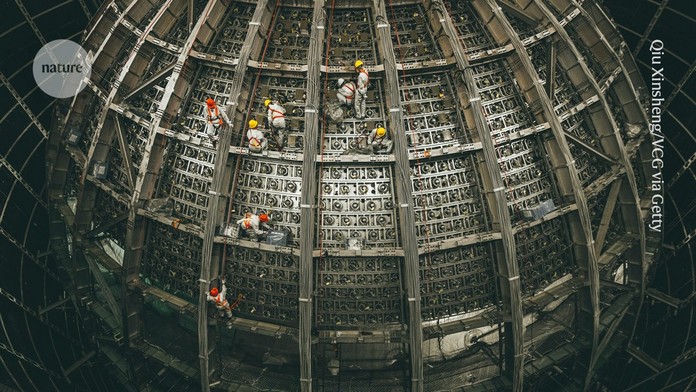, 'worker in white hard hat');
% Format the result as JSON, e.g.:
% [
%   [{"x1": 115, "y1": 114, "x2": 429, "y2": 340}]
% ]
[
  {"x1": 264, "y1": 98, "x2": 286, "y2": 148},
  {"x1": 204, "y1": 98, "x2": 230, "y2": 146},
  {"x1": 354, "y1": 60, "x2": 369, "y2": 119},
  {"x1": 336, "y1": 78, "x2": 357, "y2": 107},
  {"x1": 367, "y1": 126, "x2": 393, "y2": 154},
  {"x1": 246, "y1": 119, "x2": 268, "y2": 153}
]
